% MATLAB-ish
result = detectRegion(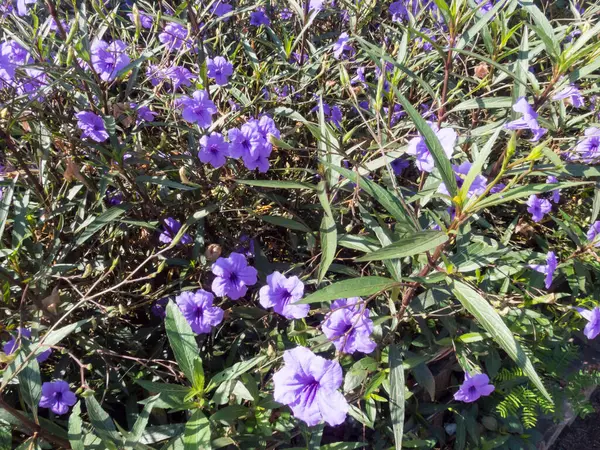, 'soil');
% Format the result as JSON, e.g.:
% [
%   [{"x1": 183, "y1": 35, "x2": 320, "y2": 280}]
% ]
[{"x1": 552, "y1": 389, "x2": 600, "y2": 450}]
